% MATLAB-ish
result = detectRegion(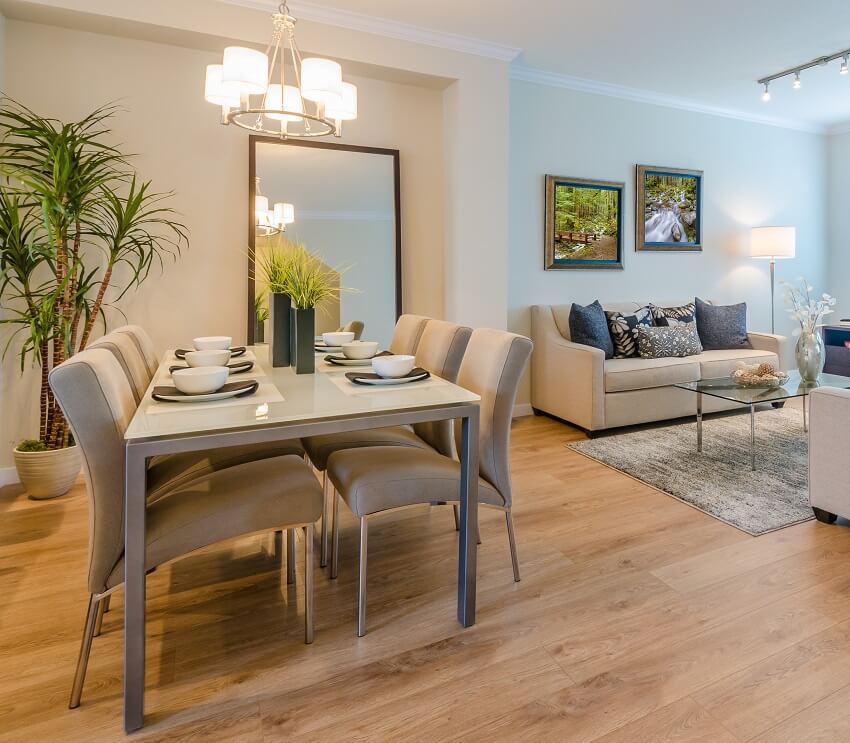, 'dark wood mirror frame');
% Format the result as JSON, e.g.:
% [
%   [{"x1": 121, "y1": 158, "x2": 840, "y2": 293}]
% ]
[{"x1": 247, "y1": 135, "x2": 402, "y2": 344}]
